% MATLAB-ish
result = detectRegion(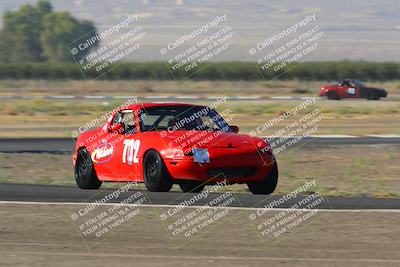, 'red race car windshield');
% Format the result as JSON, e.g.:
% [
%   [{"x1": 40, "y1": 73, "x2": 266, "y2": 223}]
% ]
[{"x1": 139, "y1": 106, "x2": 231, "y2": 132}]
